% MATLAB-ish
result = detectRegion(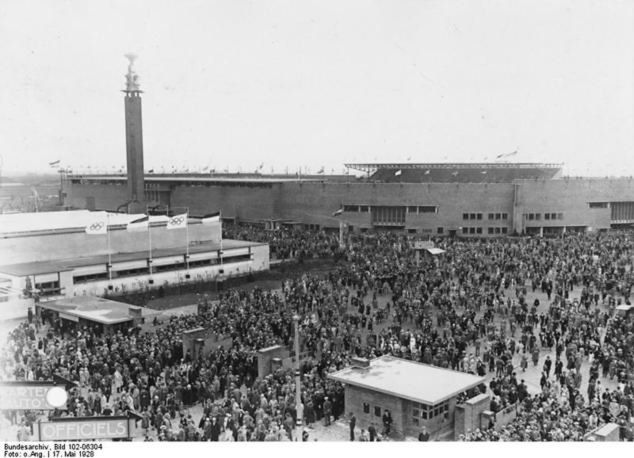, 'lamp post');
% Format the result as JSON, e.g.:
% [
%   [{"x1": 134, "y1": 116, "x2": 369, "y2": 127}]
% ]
[{"x1": 293, "y1": 314, "x2": 303, "y2": 440}]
